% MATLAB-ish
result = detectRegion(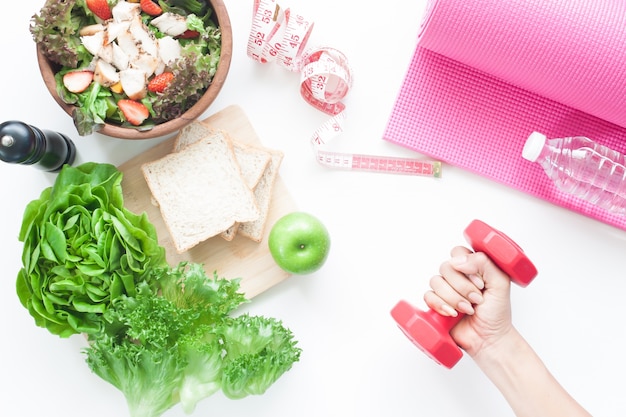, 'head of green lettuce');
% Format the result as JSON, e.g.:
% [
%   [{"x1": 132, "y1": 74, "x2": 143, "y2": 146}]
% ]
[{"x1": 16, "y1": 162, "x2": 167, "y2": 337}]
